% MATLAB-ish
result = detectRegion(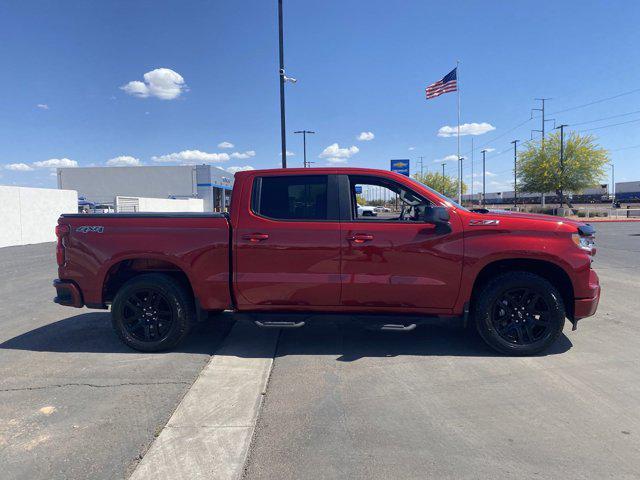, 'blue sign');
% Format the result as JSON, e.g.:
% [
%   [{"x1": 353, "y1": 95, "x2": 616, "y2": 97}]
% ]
[
  {"x1": 354, "y1": 185, "x2": 363, "y2": 194},
  {"x1": 390, "y1": 159, "x2": 410, "y2": 176}
]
